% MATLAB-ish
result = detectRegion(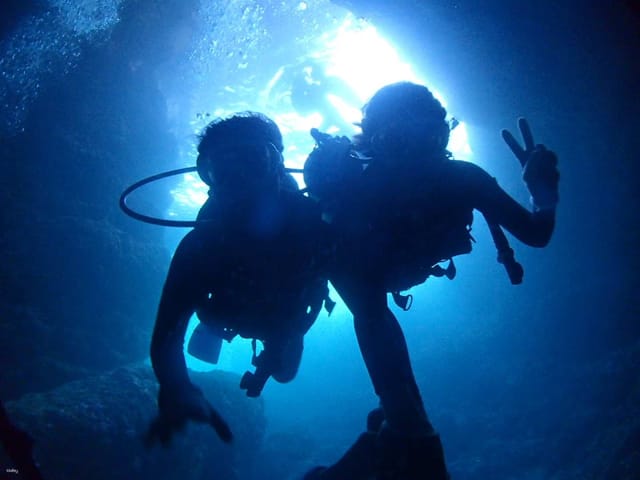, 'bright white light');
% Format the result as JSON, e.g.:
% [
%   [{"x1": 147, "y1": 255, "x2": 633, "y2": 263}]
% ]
[
  {"x1": 323, "y1": 17, "x2": 420, "y2": 104},
  {"x1": 169, "y1": 11, "x2": 472, "y2": 220},
  {"x1": 449, "y1": 123, "x2": 472, "y2": 158},
  {"x1": 184, "y1": 316, "x2": 254, "y2": 374},
  {"x1": 168, "y1": 9, "x2": 474, "y2": 373},
  {"x1": 169, "y1": 172, "x2": 208, "y2": 213},
  {"x1": 325, "y1": 93, "x2": 361, "y2": 131}
]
